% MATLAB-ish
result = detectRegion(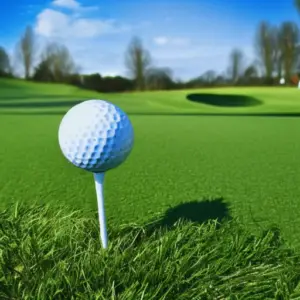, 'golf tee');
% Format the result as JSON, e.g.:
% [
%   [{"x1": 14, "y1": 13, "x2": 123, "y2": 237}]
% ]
[{"x1": 93, "y1": 172, "x2": 108, "y2": 249}]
